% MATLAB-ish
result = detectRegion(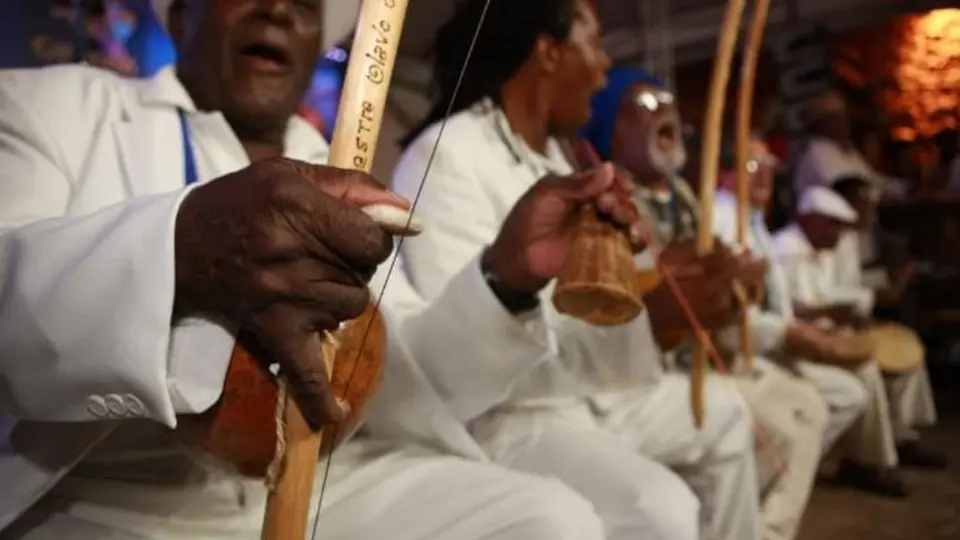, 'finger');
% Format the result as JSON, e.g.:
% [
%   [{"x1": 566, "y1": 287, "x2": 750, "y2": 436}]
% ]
[
  {"x1": 612, "y1": 167, "x2": 635, "y2": 196},
  {"x1": 269, "y1": 263, "x2": 372, "y2": 323},
  {"x1": 362, "y1": 204, "x2": 423, "y2": 236},
  {"x1": 551, "y1": 163, "x2": 616, "y2": 202},
  {"x1": 252, "y1": 308, "x2": 346, "y2": 429},
  {"x1": 308, "y1": 193, "x2": 394, "y2": 269},
  {"x1": 629, "y1": 221, "x2": 651, "y2": 250},
  {"x1": 300, "y1": 164, "x2": 412, "y2": 211}
]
